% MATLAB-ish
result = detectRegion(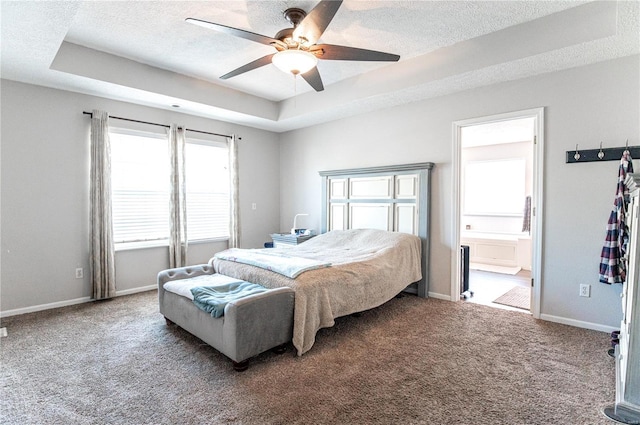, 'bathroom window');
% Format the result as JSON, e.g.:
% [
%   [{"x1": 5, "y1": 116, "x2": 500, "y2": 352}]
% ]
[{"x1": 463, "y1": 158, "x2": 525, "y2": 216}]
